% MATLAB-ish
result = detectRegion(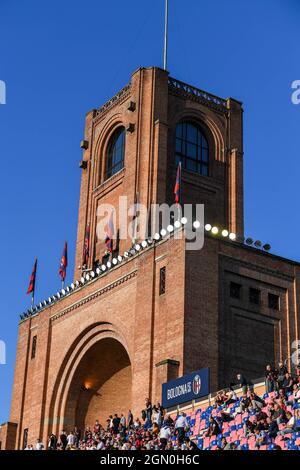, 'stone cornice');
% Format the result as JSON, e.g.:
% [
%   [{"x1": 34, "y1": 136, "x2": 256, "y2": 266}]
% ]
[
  {"x1": 93, "y1": 83, "x2": 131, "y2": 124},
  {"x1": 50, "y1": 270, "x2": 137, "y2": 323}
]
